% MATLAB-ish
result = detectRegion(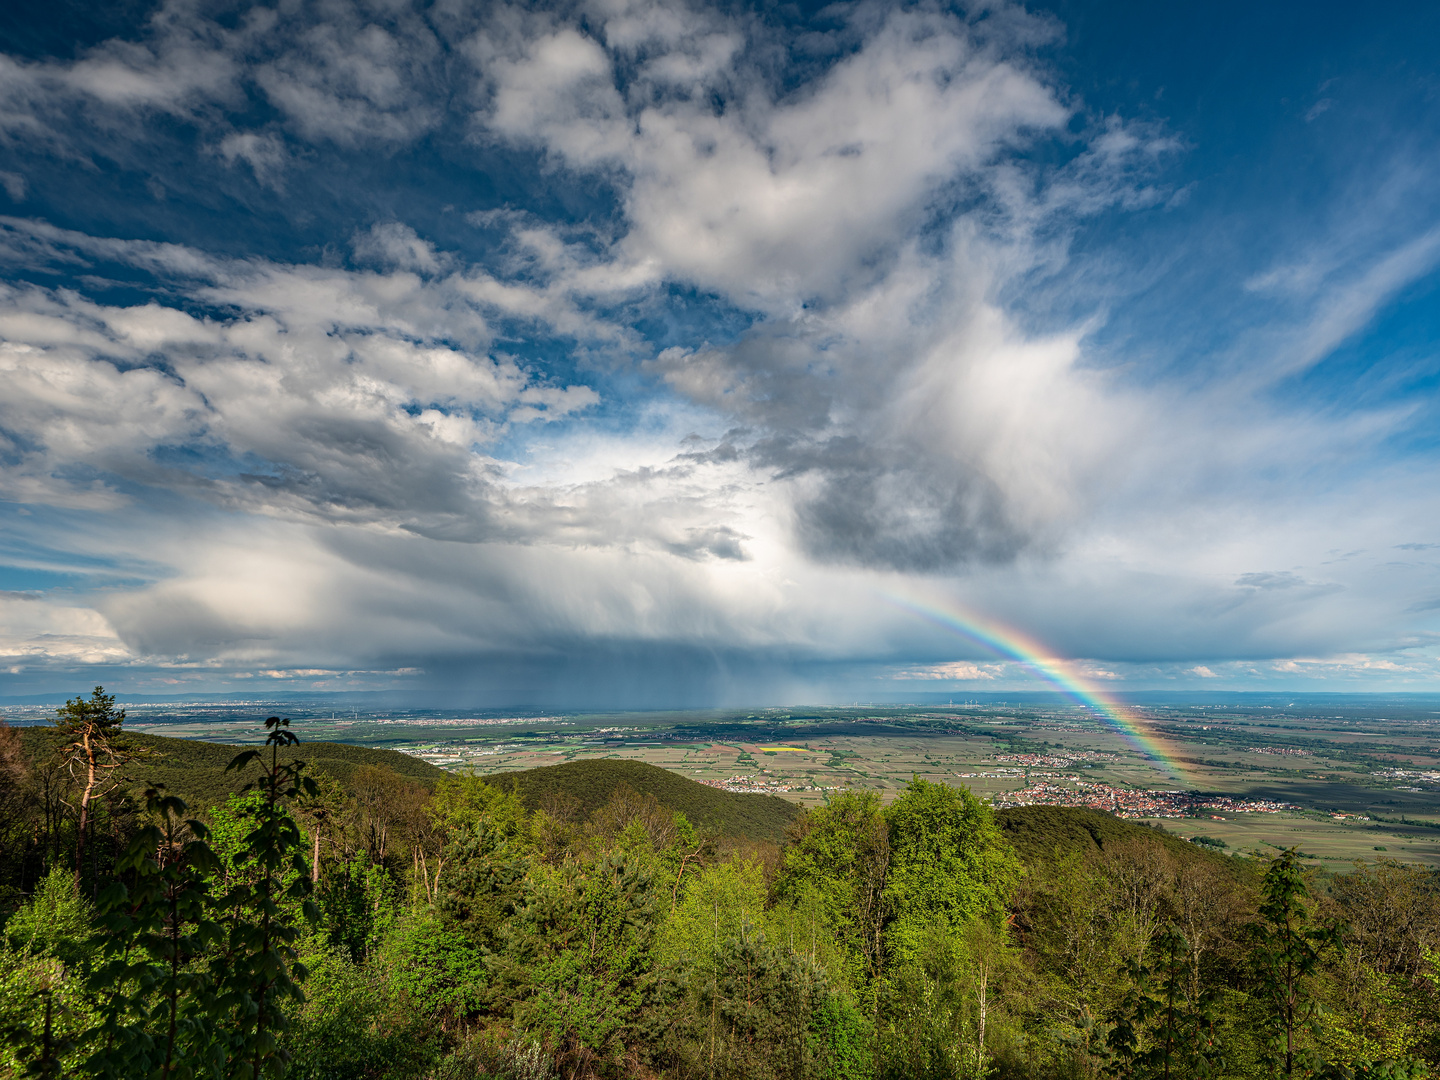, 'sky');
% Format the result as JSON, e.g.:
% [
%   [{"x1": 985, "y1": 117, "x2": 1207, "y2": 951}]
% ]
[{"x1": 1, "y1": 0, "x2": 1439, "y2": 707}]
